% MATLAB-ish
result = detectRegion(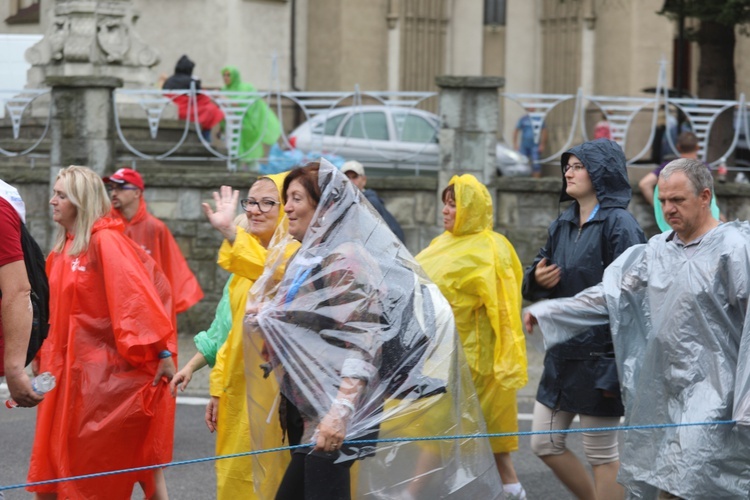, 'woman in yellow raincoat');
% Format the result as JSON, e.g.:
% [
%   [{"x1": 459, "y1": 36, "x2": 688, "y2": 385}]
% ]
[
  {"x1": 416, "y1": 174, "x2": 528, "y2": 500},
  {"x1": 173, "y1": 172, "x2": 298, "y2": 499}
]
